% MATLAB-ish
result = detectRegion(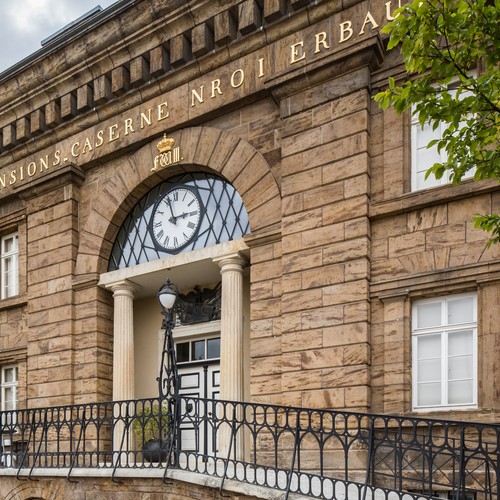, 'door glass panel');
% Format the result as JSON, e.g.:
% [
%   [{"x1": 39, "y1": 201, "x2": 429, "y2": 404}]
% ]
[
  {"x1": 177, "y1": 342, "x2": 190, "y2": 363},
  {"x1": 192, "y1": 340, "x2": 205, "y2": 361},
  {"x1": 207, "y1": 338, "x2": 220, "y2": 359}
]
